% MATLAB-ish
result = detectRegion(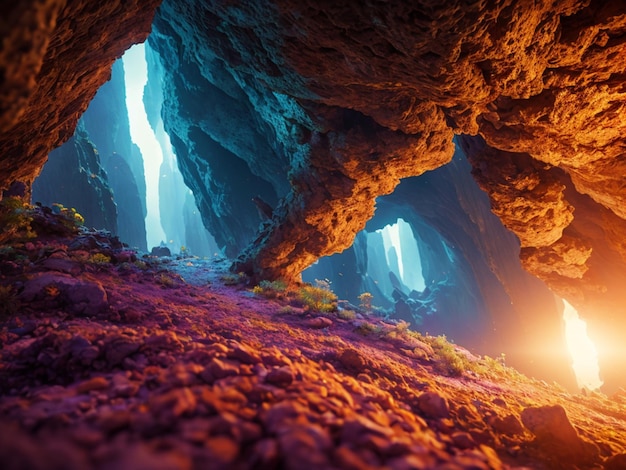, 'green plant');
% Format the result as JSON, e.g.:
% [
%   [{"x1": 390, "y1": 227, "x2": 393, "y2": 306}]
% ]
[
  {"x1": 0, "y1": 197, "x2": 36, "y2": 243},
  {"x1": 337, "y1": 309, "x2": 357, "y2": 320},
  {"x1": 354, "y1": 321, "x2": 382, "y2": 336},
  {"x1": 253, "y1": 279, "x2": 288, "y2": 297},
  {"x1": 88, "y1": 253, "x2": 111, "y2": 265},
  {"x1": 156, "y1": 273, "x2": 178, "y2": 288},
  {"x1": 426, "y1": 335, "x2": 470, "y2": 377},
  {"x1": 278, "y1": 305, "x2": 296, "y2": 315},
  {"x1": 134, "y1": 260, "x2": 148, "y2": 270},
  {"x1": 51, "y1": 203, "x2": 84, "y2": 229},
  {"x1": 221, "y1": 272, "x2": 246, "y2": 286},
  {"x1": 299, "y1": 279, "x2": 337, "y2": 312},
  {"x1": 358, "y1": 292, "x2": 373, "y2": 312}
]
